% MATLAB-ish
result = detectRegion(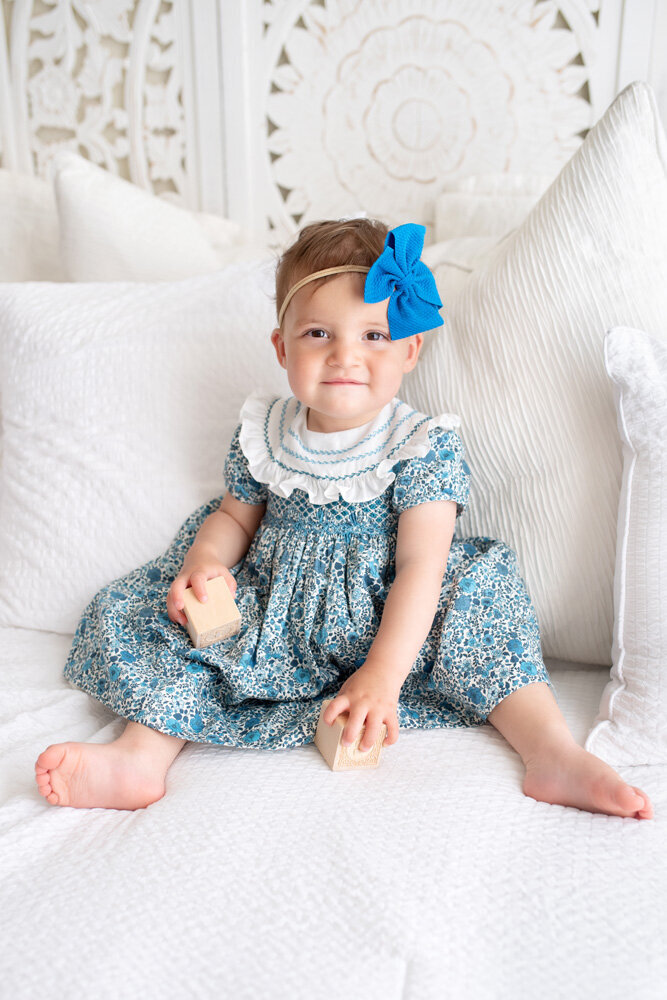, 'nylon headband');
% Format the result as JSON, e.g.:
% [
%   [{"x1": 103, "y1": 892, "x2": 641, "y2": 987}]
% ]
[{"x1": 277, "y1": 265, "x2": 370, "y2": 327}]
